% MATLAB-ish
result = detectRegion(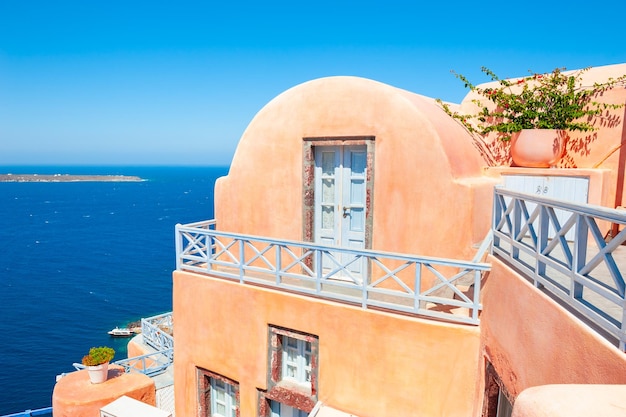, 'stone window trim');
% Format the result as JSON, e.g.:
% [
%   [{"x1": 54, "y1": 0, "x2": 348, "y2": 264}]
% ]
[
  {"x1": 267, "y1": 325, "x2": 319, "y2": 407},
  {"x1": 482, "y1": 360, "x2": 514, "y2": 417},
  {"x1": 197, "y1": 367, "x2": 240, "y2": 417},
  {"x1": 257, "y1": 388, "x2": 316, "y2": 417},
  {"x1": 302, "y1": 136, "x2": 375, "y2": 247}
]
